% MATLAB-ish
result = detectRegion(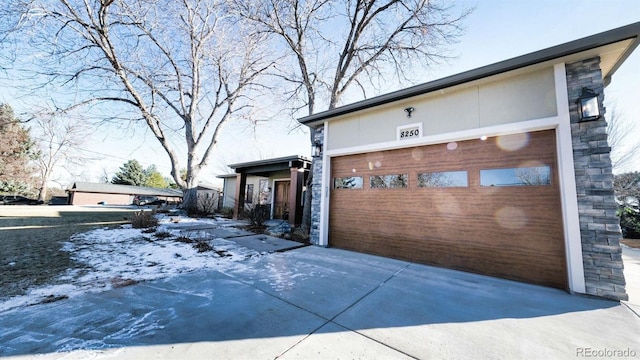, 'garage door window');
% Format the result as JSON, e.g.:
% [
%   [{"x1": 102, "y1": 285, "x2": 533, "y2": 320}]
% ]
[
  {"x1": 418, "y1": 171, "x2": 468, "y2": 187},
  {"x1": 480, "y1": 166, "x2": 551, "y2": 186},
  {"x1": 334, "y1": 176, "x2": 363, "y2": 189},
  {"x1": 370, "y1": 174, "x2": 408, "y2": 189}
]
